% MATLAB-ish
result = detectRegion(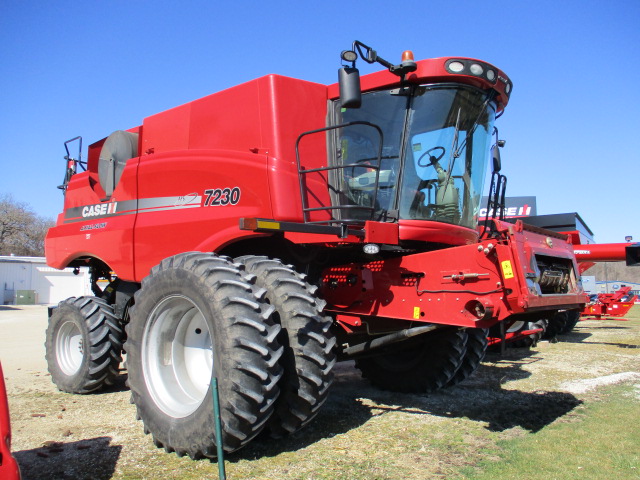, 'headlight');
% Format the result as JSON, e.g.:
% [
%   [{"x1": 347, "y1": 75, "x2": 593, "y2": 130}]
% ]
[
  {"x1": 469, "y1": 63, "x2": 484, "y2": 75},
  {"x1": 363, "y1": 244, "x2": 380, "y2": 254},
  {"x1": 445, "y1": 58, "x2": 501, "y2": 86},
  {"x1": 448, "y1": 61, "x2": 465, "y2": 73}
]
